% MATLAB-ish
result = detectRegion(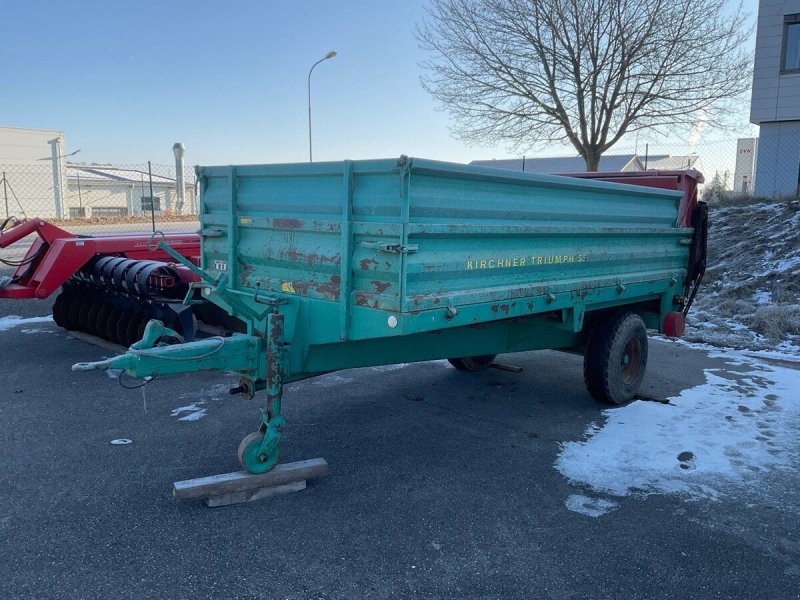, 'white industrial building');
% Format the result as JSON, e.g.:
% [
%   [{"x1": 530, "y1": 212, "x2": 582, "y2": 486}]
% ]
[
  {"x1": 66, "y1": 166, "x2": 196, "y2": 218},
  {"x1": 0, "y1": 125, "x2": 68, "y2": 219},
  {"x1": 733, "y1": 138, "x2": 758, "y2": 195},
  {"x1": 751, "y1": 0, "x2": 800, "y2": 196},
  {"x1": 0, "y1": 125, "x2": 195, "y2": 219}
]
